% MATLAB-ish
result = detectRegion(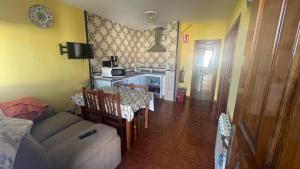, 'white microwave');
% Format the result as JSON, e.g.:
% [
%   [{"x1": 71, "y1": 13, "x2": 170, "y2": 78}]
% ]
[{"x1": 101, "y1": 67, "x2": 125, "y2": 77}]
